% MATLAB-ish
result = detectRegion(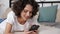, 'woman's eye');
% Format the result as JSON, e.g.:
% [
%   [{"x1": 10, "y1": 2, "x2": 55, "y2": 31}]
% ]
[
  {"x1": 24, "y1": 10, "x2": 32, "y2": 14},
  {"x1": 24, "y1": 10, "x2": 27, "y2": 13},
  {"x1": 30, "y1": 12, "x2": 32, "y2": 14}
]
